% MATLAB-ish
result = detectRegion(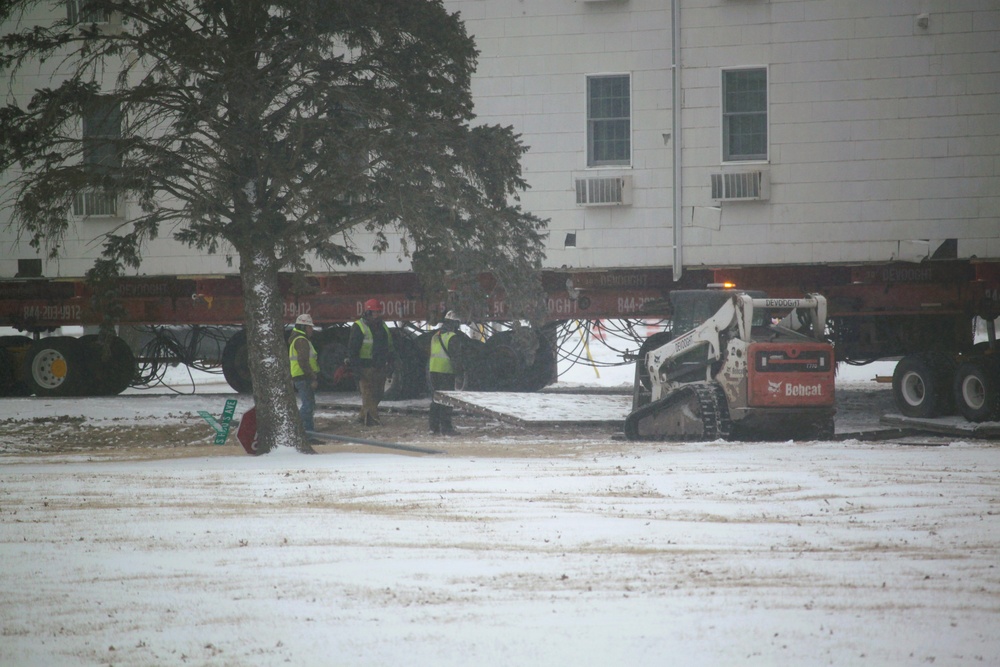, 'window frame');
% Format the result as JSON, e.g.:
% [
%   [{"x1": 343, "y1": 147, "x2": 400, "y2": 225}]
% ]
[
  {"x1": 721, "y1": 66, "x2": 769, "y2": 164},
  {"x1": 66, "y1": 0, "x2": 112, "y2": 25},
  {"x1": 81, "y1": 94, "x2": 122, "y2": 175},
  {"x1": 586, "y1": 73, "x2": 632, "y2": 168},
  {"x1": 74, "y1": 95, "x2": 122, "y2": 217}
]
